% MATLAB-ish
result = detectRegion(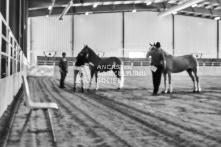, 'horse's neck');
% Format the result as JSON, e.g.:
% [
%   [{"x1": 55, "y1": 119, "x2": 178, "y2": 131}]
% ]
[
  {"x1": 161, "y1": 49, "x2": 172, "y2": 58},
  {"x1": 89, "y1": 52, "x2": 102, "y2": 65}
]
